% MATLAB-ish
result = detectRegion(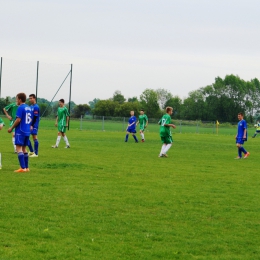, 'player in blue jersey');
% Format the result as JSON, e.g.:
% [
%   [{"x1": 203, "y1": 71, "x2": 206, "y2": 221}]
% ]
[
  {"x1": 125, "y1": 110, "x2": 138, "y2": 143},
  {"x1": 8, "y1": 93, "x2": 31, "y2": 172},
  {"x1": 27, "y1": 94, "x2": 40, "y2": 157},
  {"x1": 235, "y1": 112, "x2": 250, "y2": 159}
]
